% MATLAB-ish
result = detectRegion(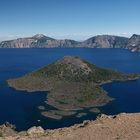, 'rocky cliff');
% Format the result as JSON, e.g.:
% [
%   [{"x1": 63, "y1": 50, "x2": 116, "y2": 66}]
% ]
[
  {"x1": 81, "y1": 35, "x2": 128, "y2": 48},
  {"x1": 126, "y1": 34, "x2": 140, "y2": 52},
  {"x1": 0, "y1": 34, "x2": 140, "y2": 52},
  {"x1": 0, "y1": 113, "x2": 140, "y2": 140},
  {"x1": 0, "y1": 34, "x2": 79, "y2": 48}
]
